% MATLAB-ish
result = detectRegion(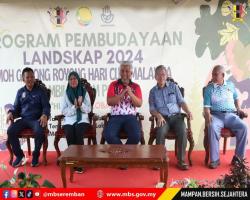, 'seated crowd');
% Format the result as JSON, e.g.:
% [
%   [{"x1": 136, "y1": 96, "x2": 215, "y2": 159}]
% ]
[{"x1": 6, "y1": 63, "x2": 248, "y2": 172}]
